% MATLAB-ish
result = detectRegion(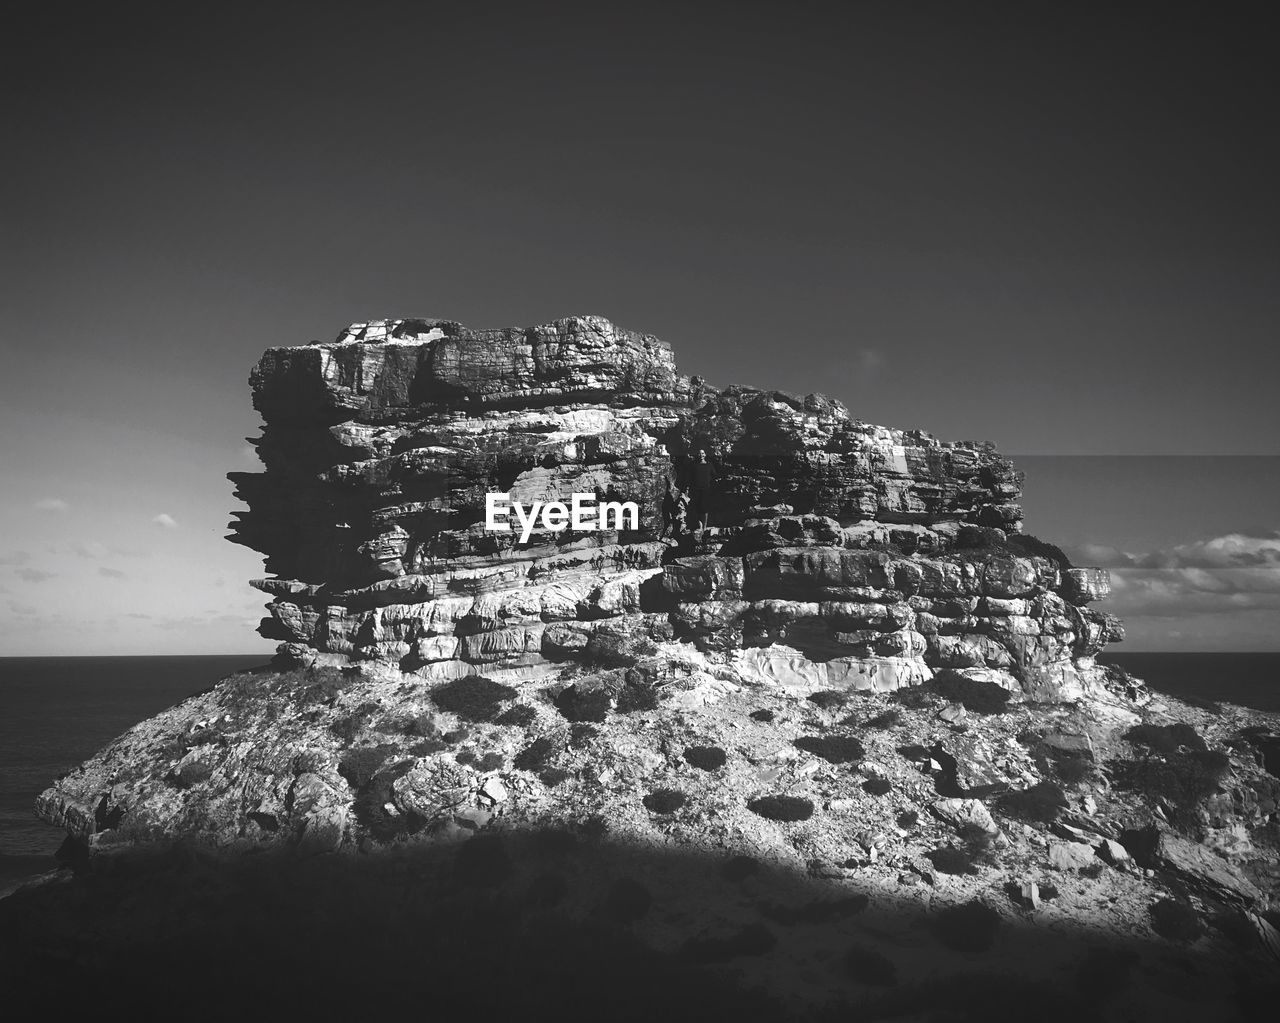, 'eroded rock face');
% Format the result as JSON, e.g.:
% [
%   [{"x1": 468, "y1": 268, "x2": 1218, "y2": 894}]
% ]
[{"x1": 227, "y1": 314, "x2": 1119, "y2": 697}]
